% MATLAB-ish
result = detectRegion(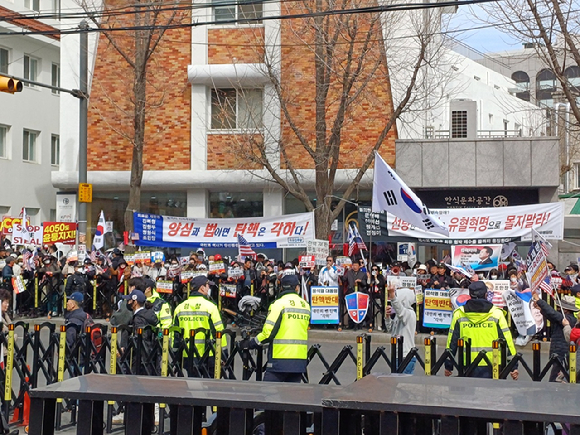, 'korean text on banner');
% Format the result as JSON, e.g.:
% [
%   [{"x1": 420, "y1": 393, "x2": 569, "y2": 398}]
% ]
[
  {"x1": 386, "y1": 276, "x2": 417, "y2": 289},
  {"x1": 423, "y1": 289, "x2": 453, "y2": 329},
  {"x1": 133, "y1": 212, "x2": 314, "y2": 249},
  {"x1": 42, "y1": 222, "x2": 77, "y2": 245},
  {"x1": 387, "y1": 202, "x2": 564, "y2": 242},
  {"x1": 482, "y1": 280, "x2": 510, "y2": 307},
  {"x1": 310, "y1": 286, "x2": 339, "y2": 324}
]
